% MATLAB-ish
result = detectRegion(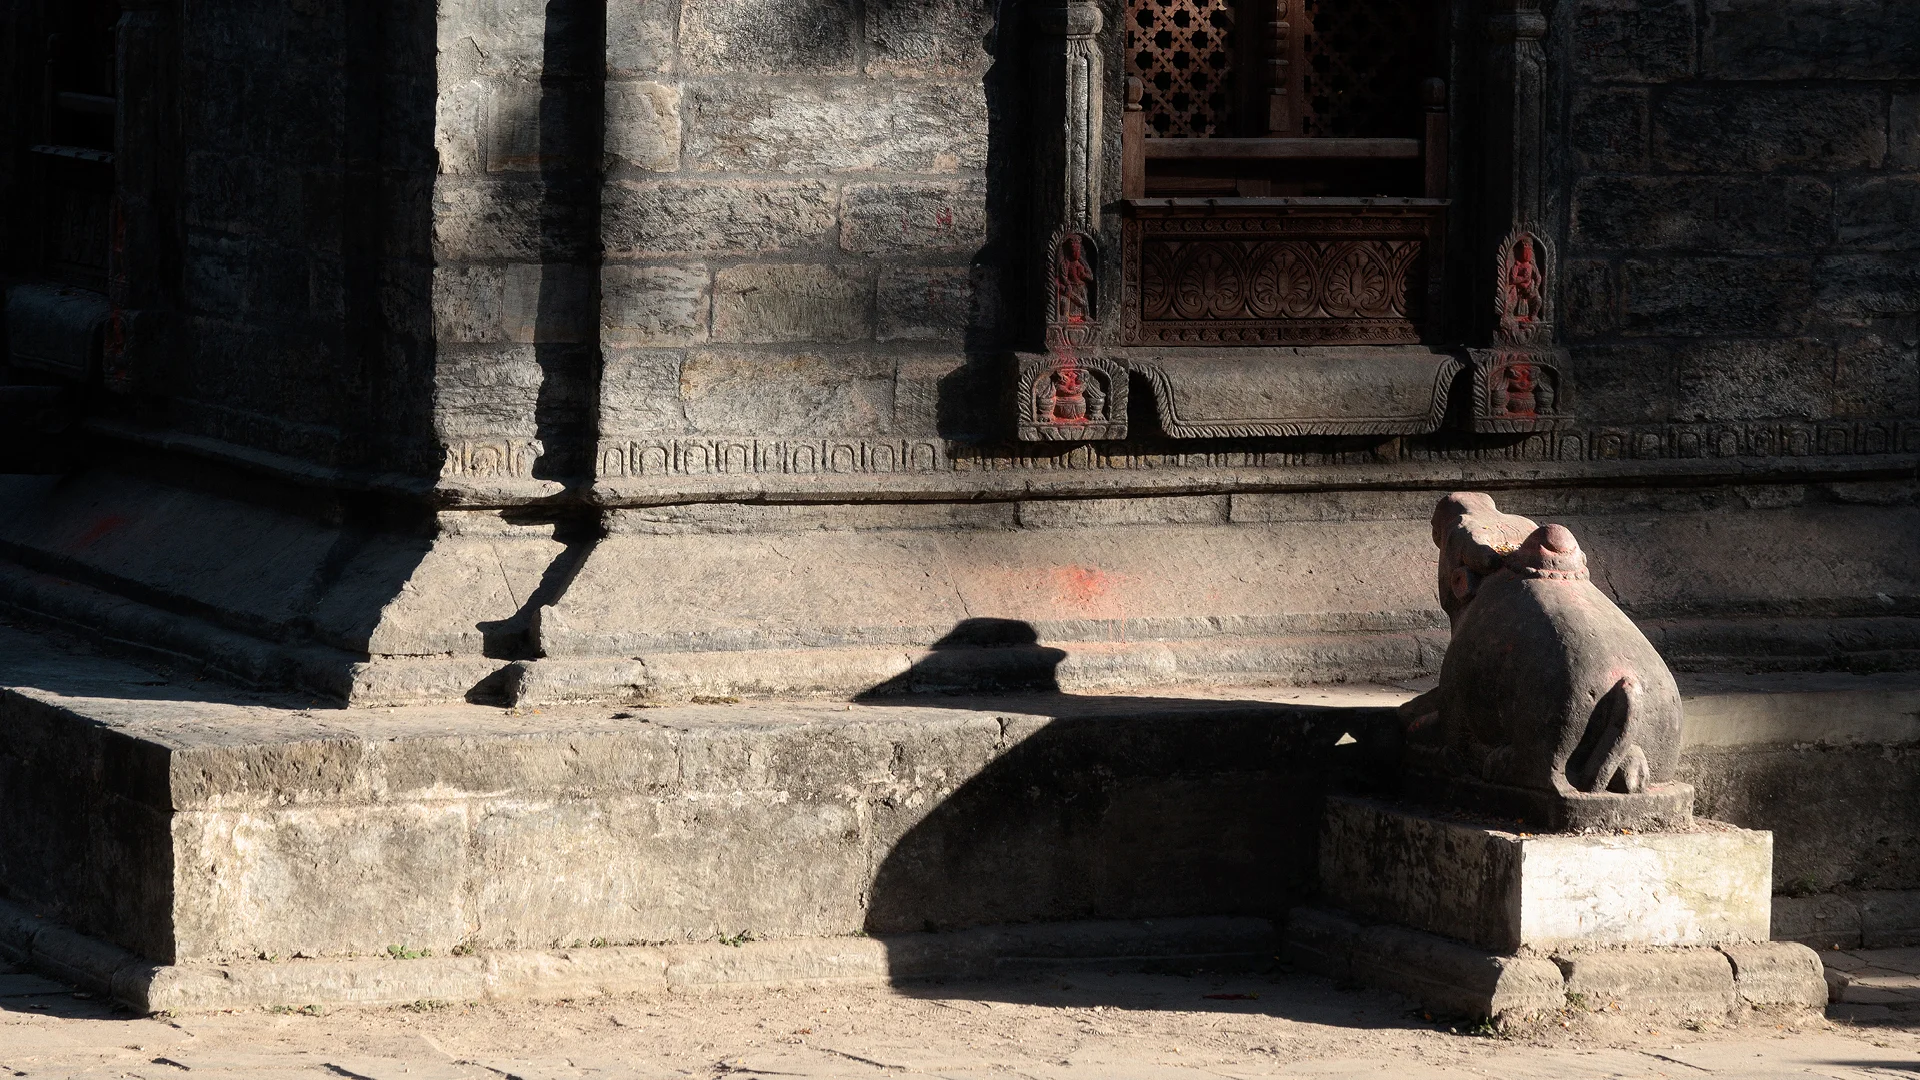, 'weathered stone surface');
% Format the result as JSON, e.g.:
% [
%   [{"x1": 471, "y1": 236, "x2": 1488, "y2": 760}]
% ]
[
  {"x1": 1814, "y1": 254, "x2": 1920, "y2": 323},
  {"x1": 1321, "y1": 799, "x2": 1771, "y2": 953},
  {"x1": 1675, "y1": 339, "x2": 1835, "y2": 421},
  {"x1": 435, "y1": 0, "x2": 578, "y2": 80},
  {"x1": 605, "y1": 81, "x2": 682, "y2": 173},
  {"x1": 685, "y1": 82, "x2": 987, "y2": 173},
  {"x1": 1772, "y1": 892, "x2": 1865, "y2": 950},
  {"x1": 1572, "y1": 177, "x2": 1831, "y2": 253},
  {"x1": 1017, "y1": 496, "x2": 1230, "y2": 530},
  {"x1": 1834, "y1": 324, "x2": 1920, "y2": 418},
  {"x1": 889, "y1": 352, "x2": 990, "y2": 437},
  {"x1": 1653, "y1": 88, "x2": 1886, "y2": 173},
  {"x1": 876, "y1": 265, "x2": 975, "y2": 342},
  {"x1": 842, "y1": 181, "x2": 989, "y2": 254},
  {"x1": 1685, "y1": 745, "x2": 1920, "y2": 897},
  {"x1": 1721, "y1": 942, "x2": 1829, "y2": 1007},
  {"x1": 1894, "y1": 95, "x2": 1920, "y2": 170},
  {"x1": 1703, "y1": 0, "x2": 1920, "y2": 80},
  {"x1": 1350, "y1": 922, "x2": 1566, "y2": 1021},
  {"x1": 1555, "y1": 949, "x2": 1737, "y2": 1017},
  {"x1": 678, "y1": 348, "x2": 893, "y2": 434},
  {"x1": 600, "y1": 348, "x2": 690, "y2": 435},
  {"x1": 1569, "y1": 87, "x2": 1649, "y2": 172},
  {"x1": 678, "y1": 0, "x2": 858, "y2": 74},
  {"x1": 1571, "y1": 0, "x2": 1697, "y2": 83},
  {"x1": 606, "y1": 0, "x2": 679, "y2": 77},
  {"x1": 433, "y1": 265, "x2": 505, "y2": 344},
  {"x1": 1838, "y1": 179, "x2": 1920, "y2": 253},
  {"x1": 711, "y1": 264, "x2": 872, "y2": 344},
  {"x1": 435, "y1": 179, "x2": 596, "y2": 262},
  {"x1": 1618, "y1": 257, "x2": 1813, "y2": 337},
  {"x1": 433, "y1": 346, "x2": 551, "y2": 438},
  {"x1": 864, "y1": 0, "x2": 995, "y2": 75},
  {"x1": 1564, "y1": 345, "x2": 1674, "y2": 423},
  {"x1": 603, "y1": 180, "x2": 838, "y2": 257},
  {"x1": 500, "y1": 263, "x2": 593, "y2": 343},
  {"x1": 1862, "y1": 890, "x2": 1920, "y2": 948},
  {"x1": 602, "y1": 264, "x2": 711, "y2": 346}
]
